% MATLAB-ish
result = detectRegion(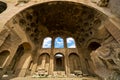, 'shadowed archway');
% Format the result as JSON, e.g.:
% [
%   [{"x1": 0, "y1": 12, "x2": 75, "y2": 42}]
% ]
[
  {"x1": 37, "y1": 53, "x2": 50, "y2": 74},
  {"x1": 0, "y1": 50, "x2": 10, "y2": 68},
  {"x1": 69, "y1": 53, "x2": 81, "y2": 73},
  {"x1": 54, "y1": 53, "x2": 65, "y2": 71},
  {"x1": 10, "y1": 43, "x2": 31, "y2": 77}
]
